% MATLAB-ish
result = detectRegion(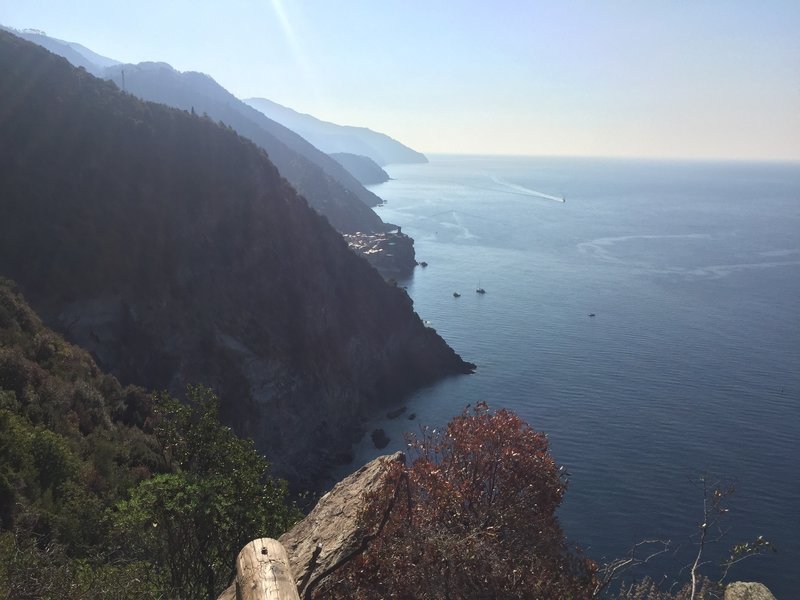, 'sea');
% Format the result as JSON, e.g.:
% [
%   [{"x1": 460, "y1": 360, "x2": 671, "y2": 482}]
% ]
[{"x1": 339, "y1": 155, "x2": 799, "y2": 596}]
